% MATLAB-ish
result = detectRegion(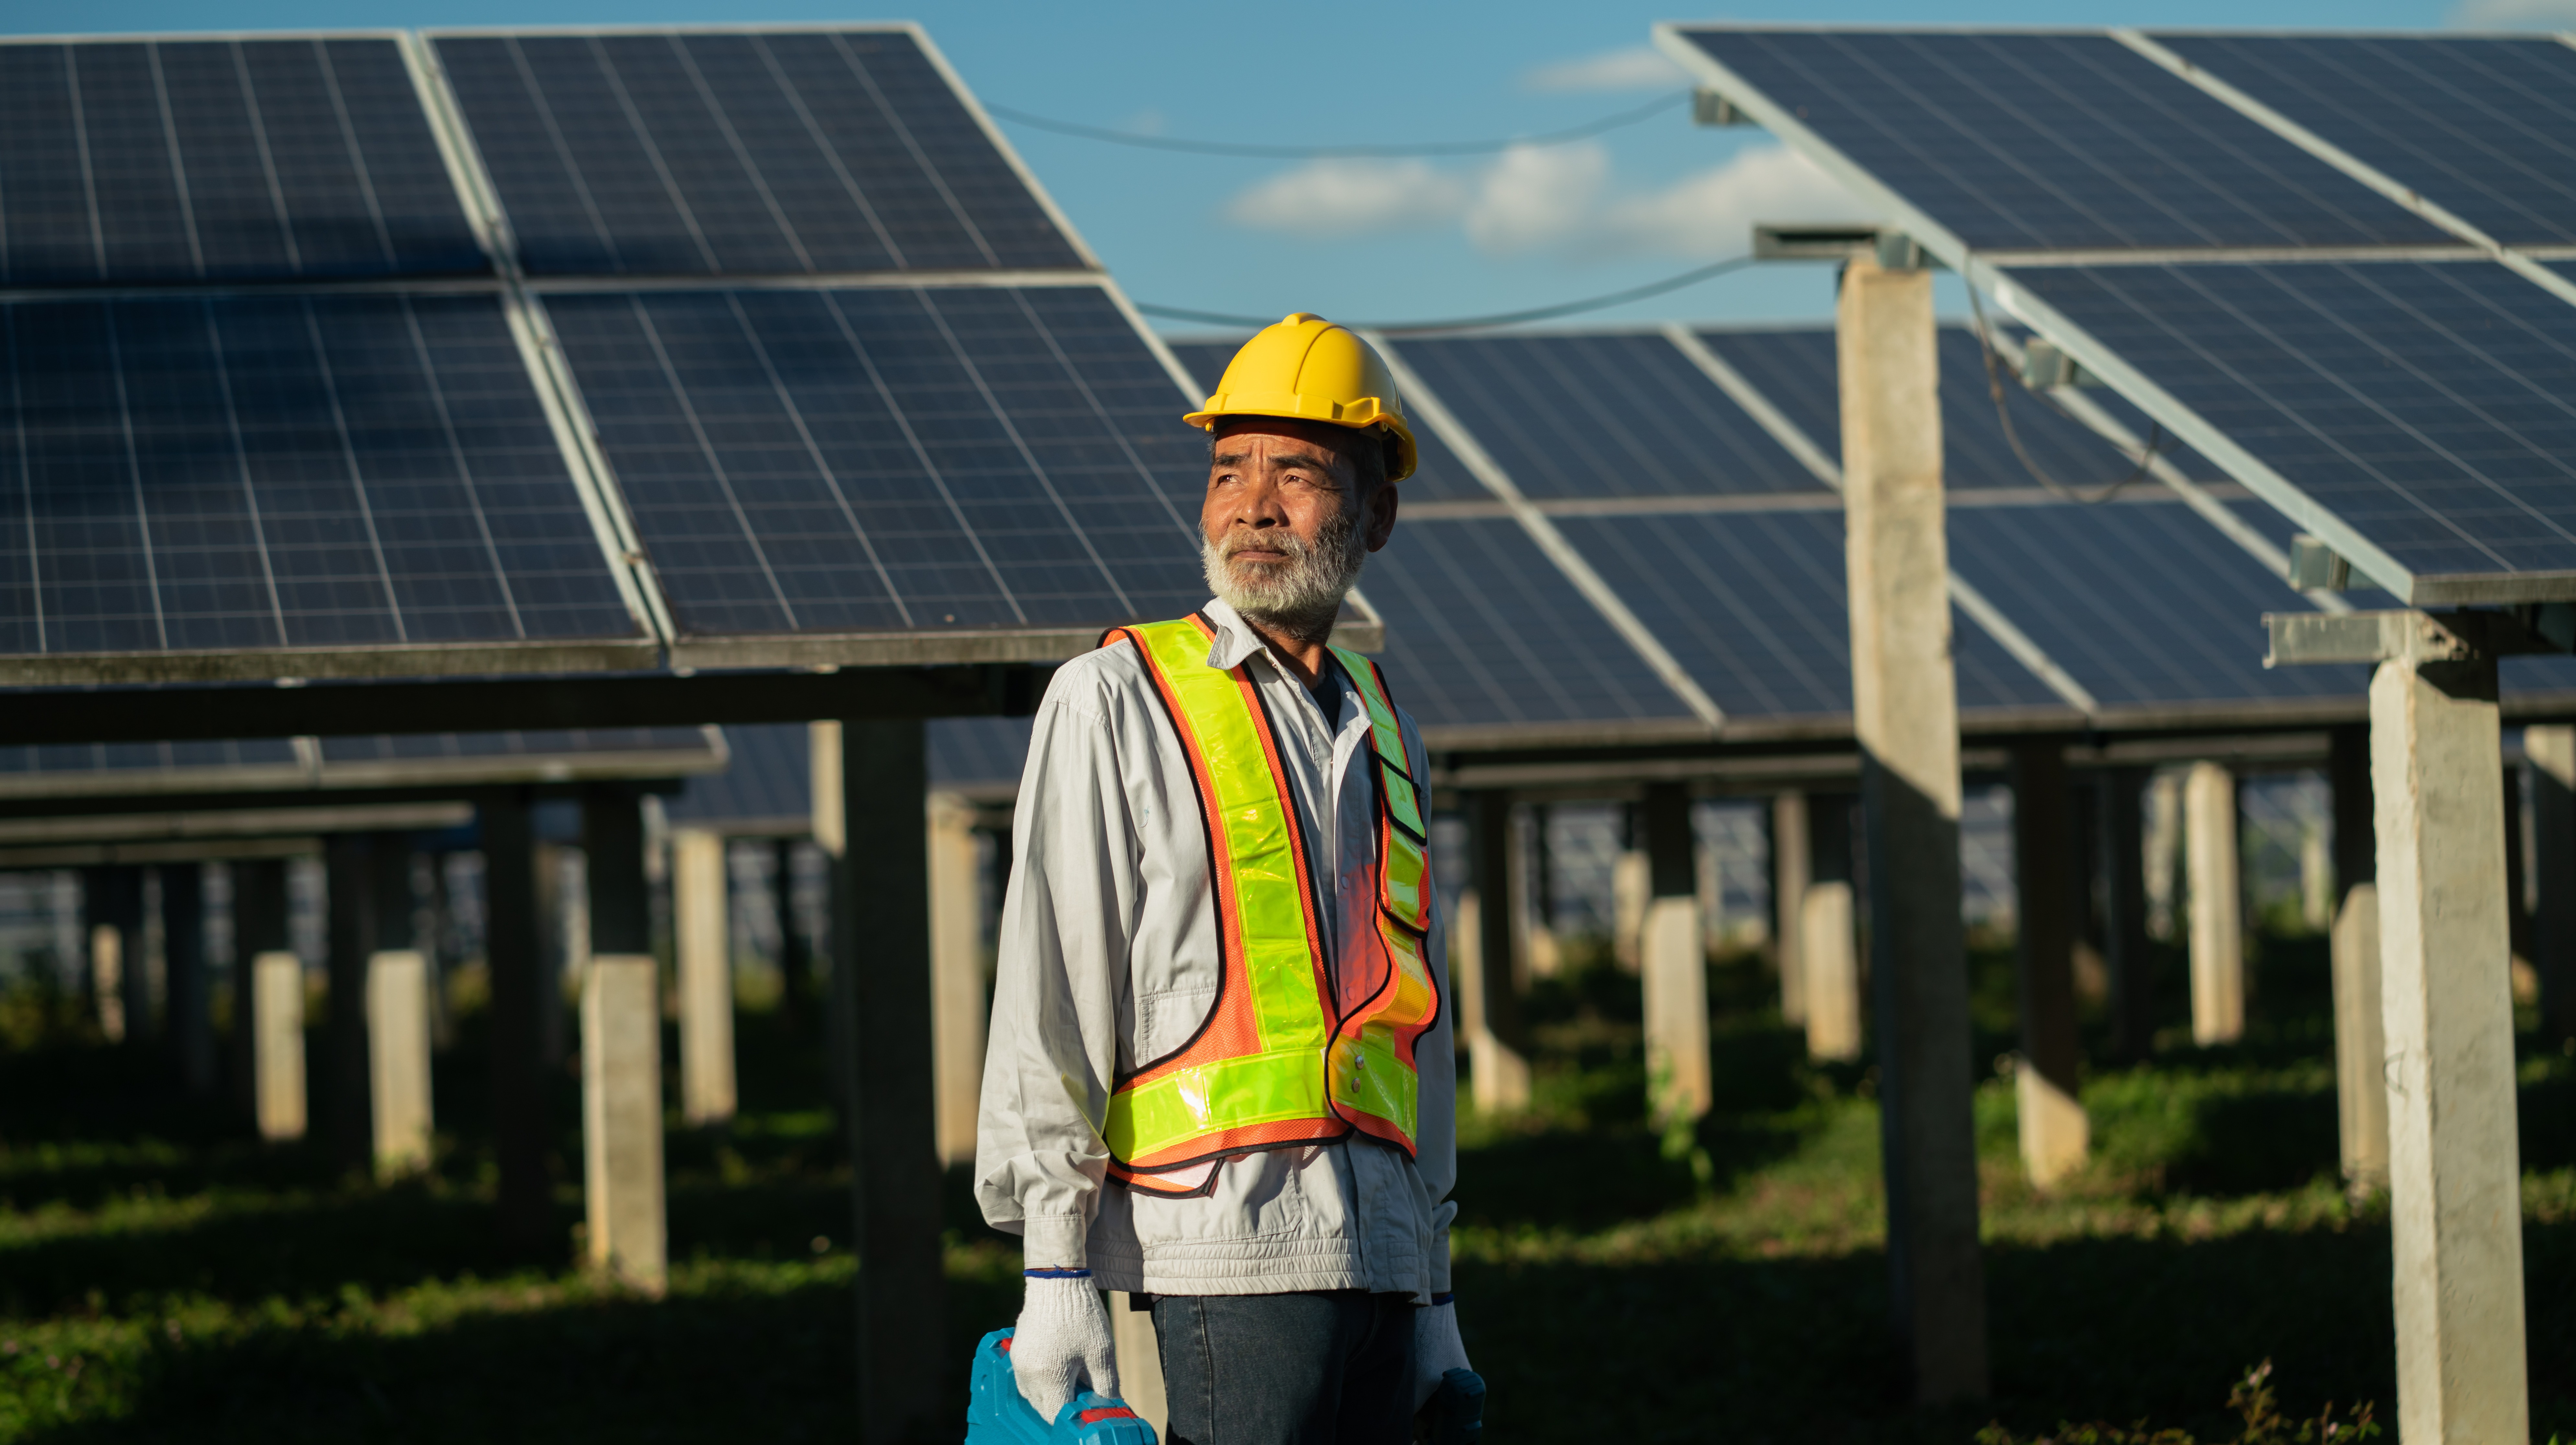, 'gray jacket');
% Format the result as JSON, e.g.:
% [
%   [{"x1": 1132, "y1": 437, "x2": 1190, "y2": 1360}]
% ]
[{"x1": 974, "y1": 599, "x2": 1457, "y2": 1300}]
